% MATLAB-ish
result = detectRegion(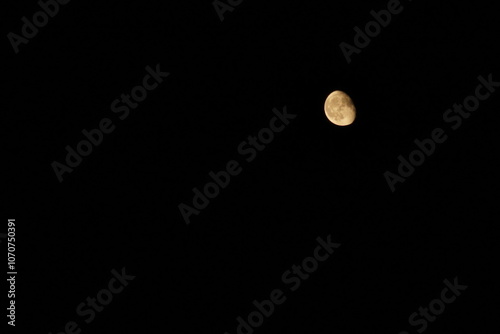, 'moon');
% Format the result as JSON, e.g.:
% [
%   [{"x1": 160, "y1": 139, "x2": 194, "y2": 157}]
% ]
[{"x1": 324, "y1": 90, "x2": 356, "y2": 126}]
